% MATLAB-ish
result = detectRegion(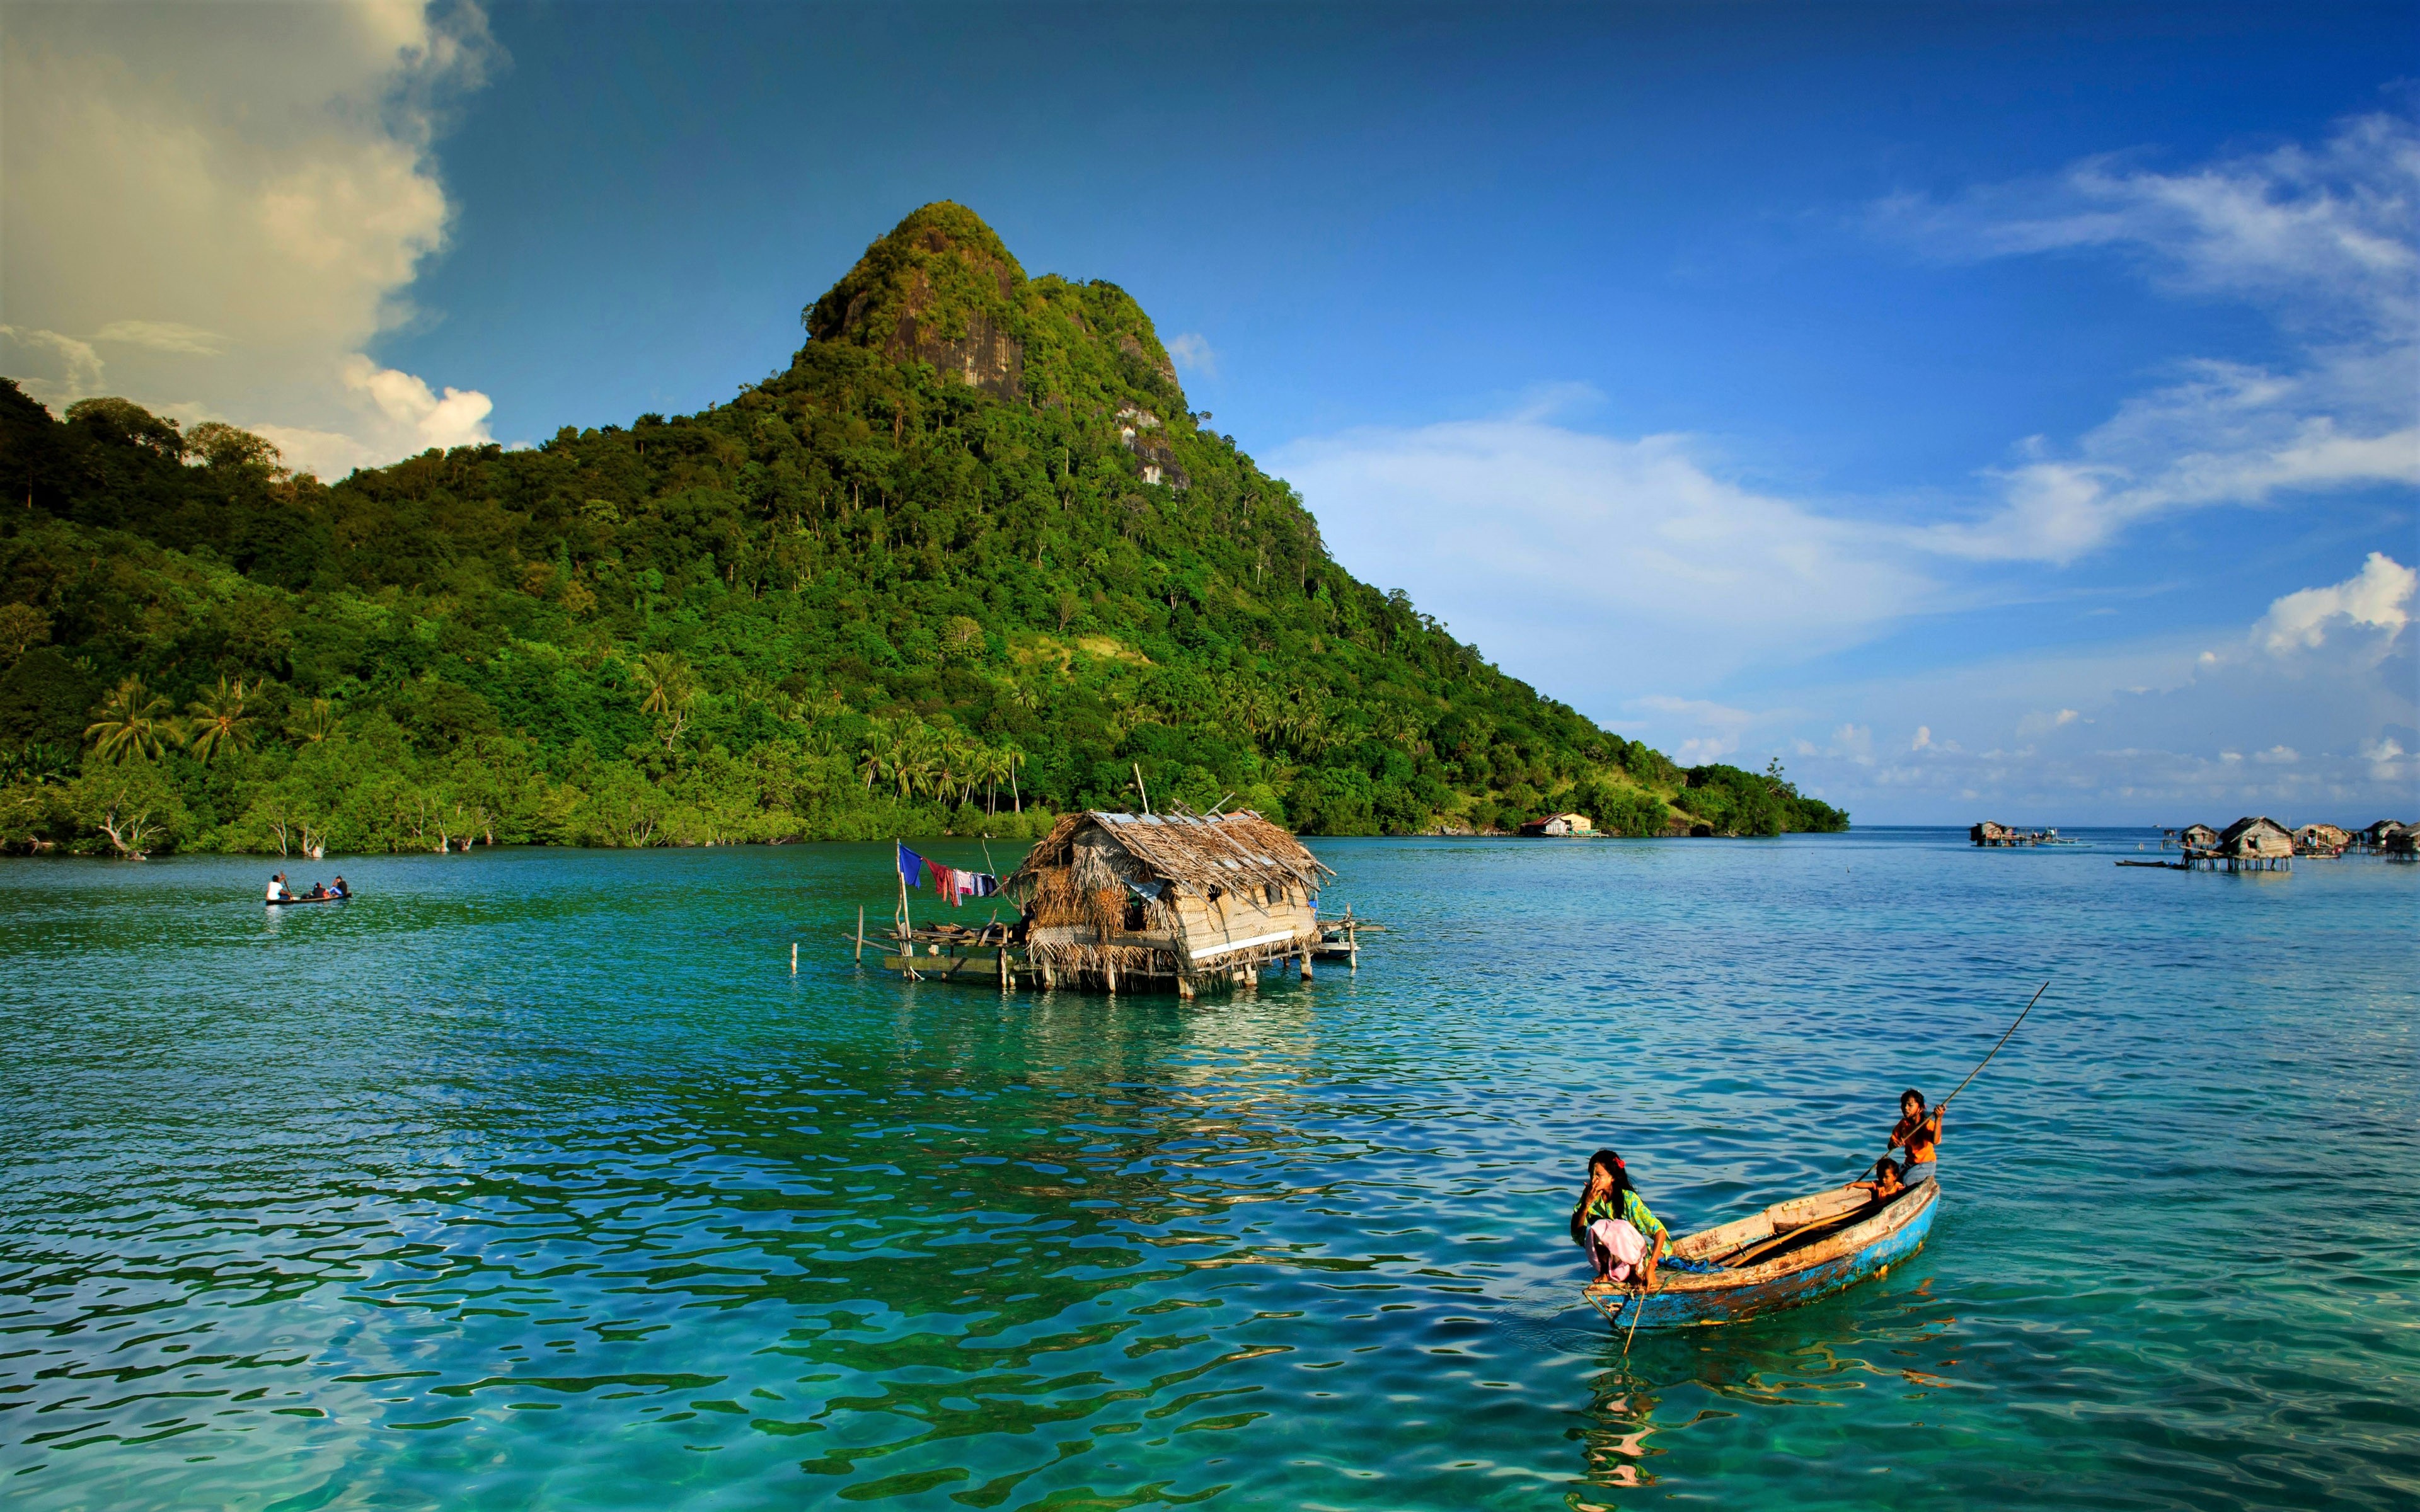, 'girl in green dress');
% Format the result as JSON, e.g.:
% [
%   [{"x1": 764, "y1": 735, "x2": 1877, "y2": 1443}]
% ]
[{"x1": 1570, "y1": 1148, "x2": 1670, "y2": 1286}]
